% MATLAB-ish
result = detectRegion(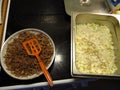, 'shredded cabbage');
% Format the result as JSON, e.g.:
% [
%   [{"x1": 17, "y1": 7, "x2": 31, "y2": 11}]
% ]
[{"x1": 75, "y1": 23, "x2": 117, "y2": 75}]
